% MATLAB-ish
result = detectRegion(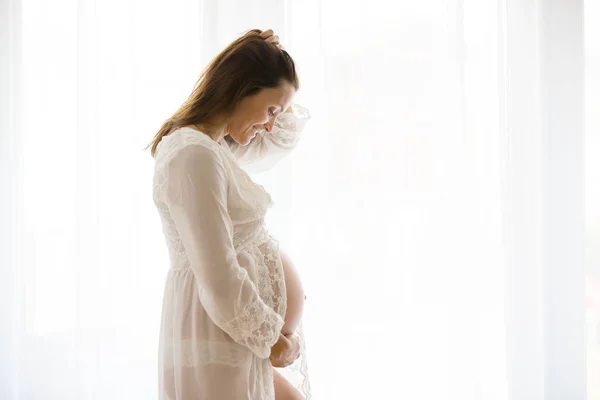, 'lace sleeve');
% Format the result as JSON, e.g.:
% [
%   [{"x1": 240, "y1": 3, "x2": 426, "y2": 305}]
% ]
[
  {"x1": 227, "y1": 103, "x2": 310, "y2": 174},
  {"x1": 164, "y1": 143, "x2": 284, "y2": 358},
  {"x1": 221, "y1": 297, "x2": 286, "y2": 357}
]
